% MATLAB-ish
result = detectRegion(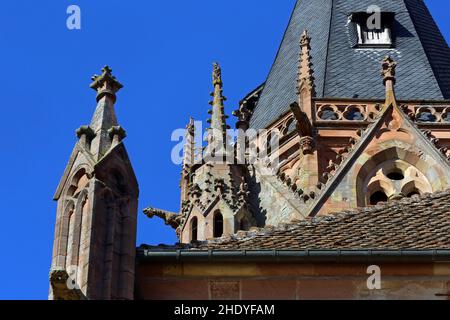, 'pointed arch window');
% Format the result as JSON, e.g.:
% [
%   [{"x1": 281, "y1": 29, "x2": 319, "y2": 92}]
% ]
[
  {"x1": 369, "y1": 191, "x2": 388, "y2": 205},
  {"x1": 191, "y1": 217, "x2": 198, "y2": 242},
  {"x1": 213, "y1": 211, "x2": 224, "y2": 238}
]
